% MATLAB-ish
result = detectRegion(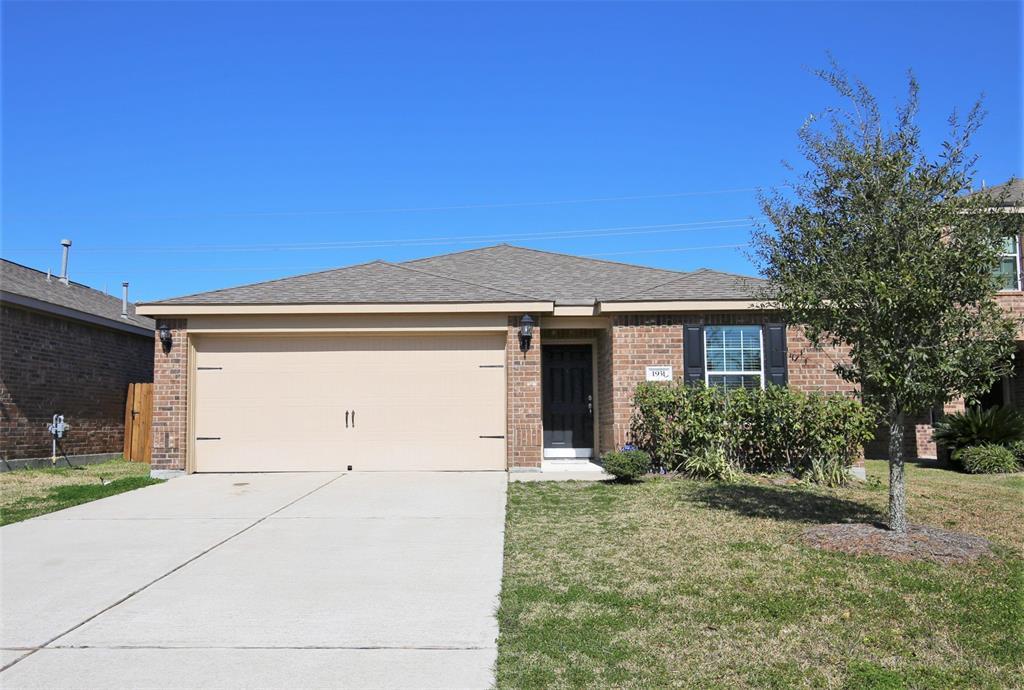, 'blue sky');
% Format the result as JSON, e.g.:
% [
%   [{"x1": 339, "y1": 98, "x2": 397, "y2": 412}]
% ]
[{"x1": 2, "y1": 1, "x2": 1021, "y2": 302}]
